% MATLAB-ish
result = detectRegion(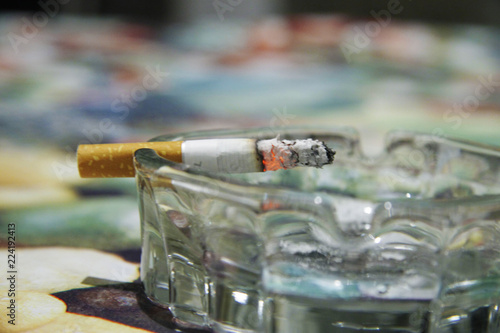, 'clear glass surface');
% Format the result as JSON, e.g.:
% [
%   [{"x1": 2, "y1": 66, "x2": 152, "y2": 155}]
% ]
[{"x1": 134, "y1": 127, "x2": 500, "y2": 333}]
